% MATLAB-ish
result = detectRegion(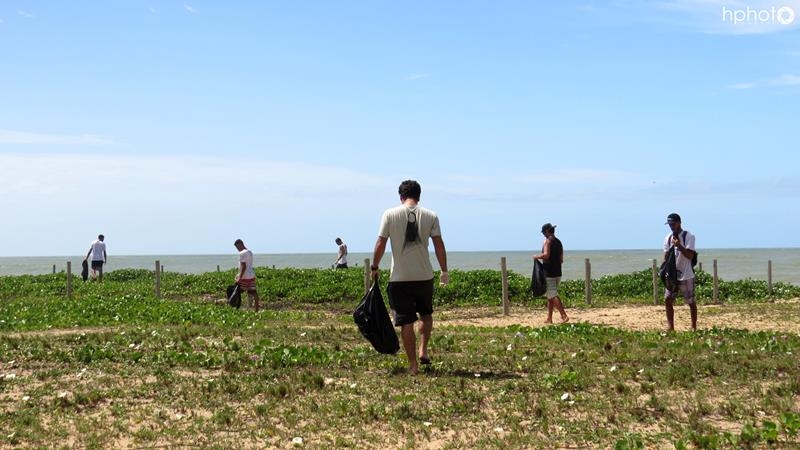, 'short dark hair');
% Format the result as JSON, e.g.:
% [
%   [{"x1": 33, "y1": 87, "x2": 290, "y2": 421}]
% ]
[
  {"x1": 398, "y1": 180, "x2": 421, "y2": 201},
  {"x1": 98, "y1": 234, "x2": 104, "y2": 240},
  {"x1": 335, "y1": 237, "x2": 343, "y2": 244},
  {"x1": 234, "y1": 239, "x2": 244, "y2": 247}
]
